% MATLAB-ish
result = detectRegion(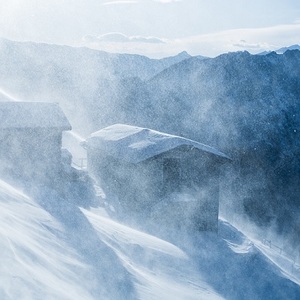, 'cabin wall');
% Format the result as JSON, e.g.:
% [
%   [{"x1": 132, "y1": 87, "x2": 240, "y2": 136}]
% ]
[
  {"x1": 183, "y1": 150, "x2": 220, "y2": 232},
  {"x1": 0, "y1": 128, "x2": 63, "y2": 183},
  {"x1": 87, "y1": 145, "x2": 222, "y2": 232},
  {"x1": 87, "y1": 150, "x2": 163, "y2": 215},
  {"x1": 149, "y1": 146, "x2": 221, "y2": 232}
]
